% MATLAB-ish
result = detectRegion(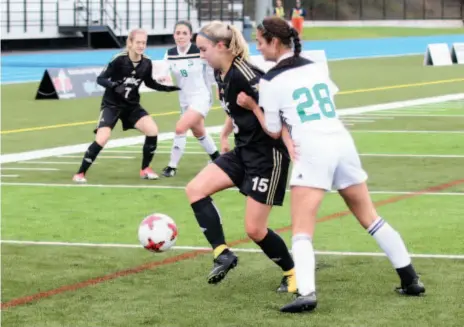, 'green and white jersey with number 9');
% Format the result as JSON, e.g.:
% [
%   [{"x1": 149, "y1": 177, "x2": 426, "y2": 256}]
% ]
[
  {"x1": 164, "y1": 44, "x2": 216, "y2": 116},
  {"x1": 259, "y1": 54, "x2": 344, "y2": 140}
]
